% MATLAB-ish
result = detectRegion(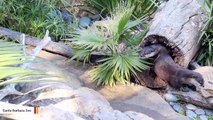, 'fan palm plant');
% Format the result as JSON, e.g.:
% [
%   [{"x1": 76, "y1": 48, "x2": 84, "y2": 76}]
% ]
[
  {"x1": 0, "y1": 39, "x2": 59, "y2": 86},
  {"x1": 196, "y1": 0, "x2": 213, "y2": 66},
  {"x1": 69, "y1": 2, "x2": 150, "y2": 86}
]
